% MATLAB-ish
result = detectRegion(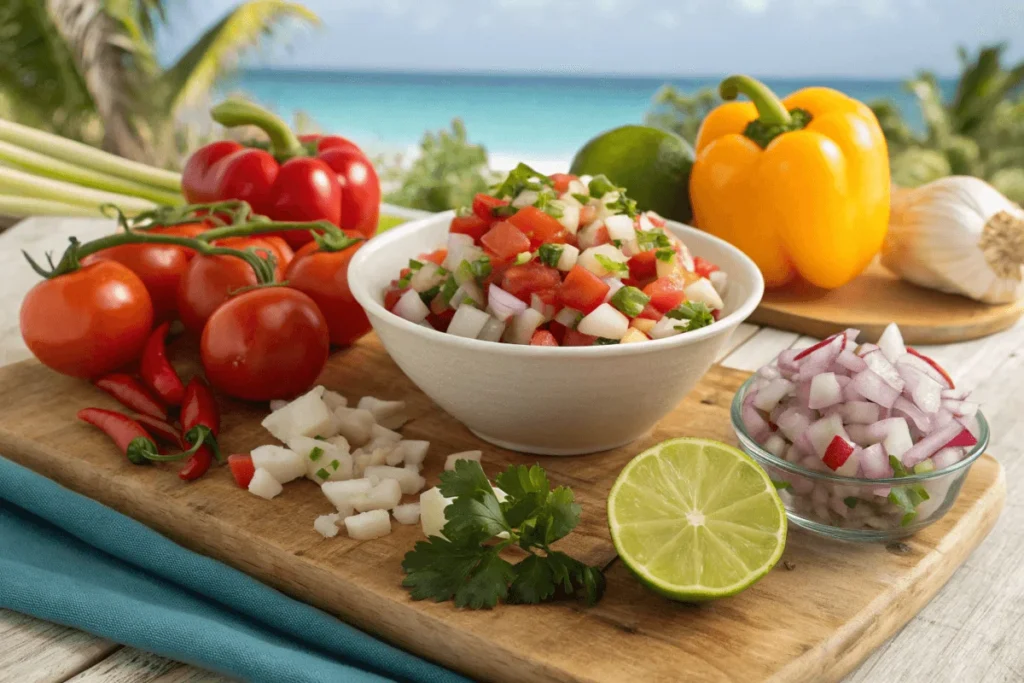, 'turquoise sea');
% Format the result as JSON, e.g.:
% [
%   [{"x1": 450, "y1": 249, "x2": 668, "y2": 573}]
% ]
[{"x1": 227, "y1": 70, "x2": 953, "y2": 165}]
